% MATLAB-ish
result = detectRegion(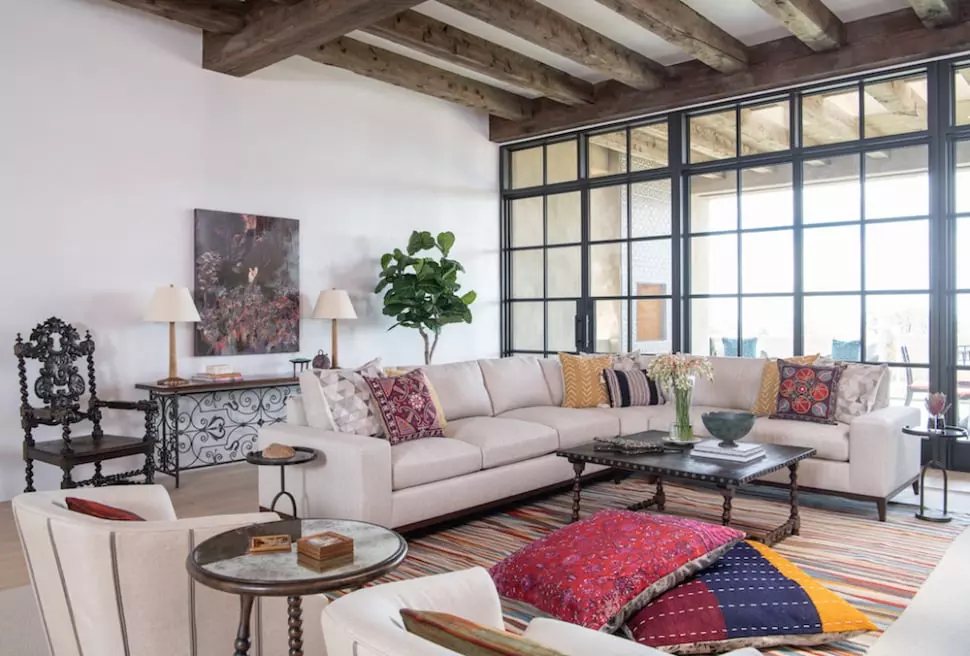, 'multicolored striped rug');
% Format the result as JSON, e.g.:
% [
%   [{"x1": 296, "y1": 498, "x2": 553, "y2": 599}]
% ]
[{"x1": 368, "y1": 477, "x2": 968, "y2": 655}]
